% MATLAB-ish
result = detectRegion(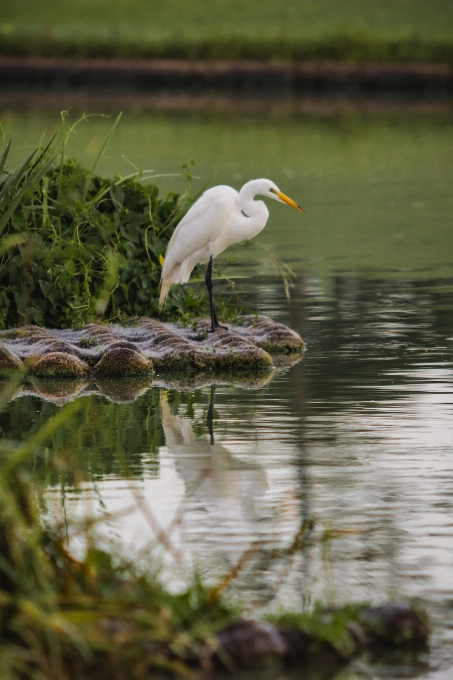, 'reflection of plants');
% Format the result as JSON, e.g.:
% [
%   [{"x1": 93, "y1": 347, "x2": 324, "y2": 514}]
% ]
[
  {"x1": 0, "y1": 115, "x2": 207, "y2": 329},
  {"x1": 0, "y1": 382, "x2": 429, "y2": 677},
  {"x1": 0, "y1": 388, "x2": 164, "y2": 487},
  {"x1": 0, "y1": 403, "x2": 240, "y2": 679}
]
